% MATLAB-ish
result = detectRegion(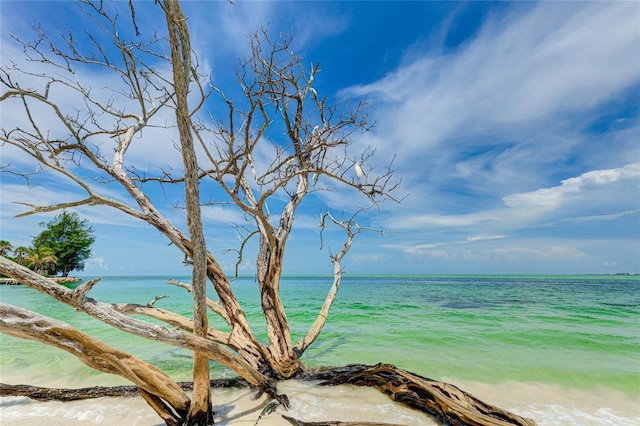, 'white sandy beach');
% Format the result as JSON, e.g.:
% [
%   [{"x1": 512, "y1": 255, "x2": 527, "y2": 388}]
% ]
[{"x1": 1, "y1": 378, "x2": 639, "y2": 426}]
